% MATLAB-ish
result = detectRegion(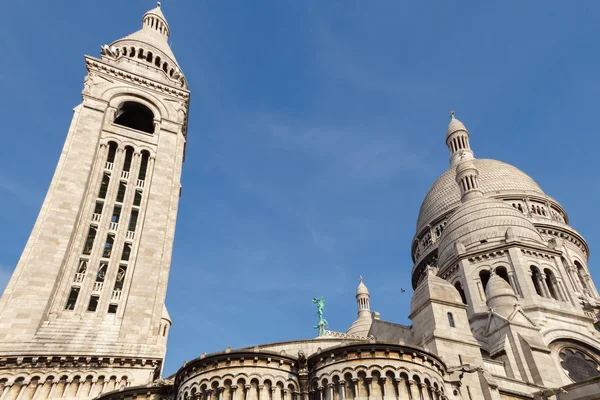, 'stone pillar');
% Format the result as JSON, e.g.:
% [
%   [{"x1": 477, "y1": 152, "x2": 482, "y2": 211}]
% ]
[
  {"x1": 62, "y1": 379, "x2": 73, "y2": 398},
  {"x1": 74, "y1": 379, "x2": 84, "y2": 398},
  {"x1": 408, "y1": 381, "x2": 420, "y2": 400},
  {"x1": 328, "y1": 384, "x2": 335, "y2": 400},
  {"x1": 48, "y1": 381, "x2": 59, "y2": 399},
  {"x1": 339, "y1": 381, "x2": 347, "y2": 400},
  {"x1": 394, "y1": 378, "x2": 408, "y2": 400},
  {"x1": 365, "y1": 379, "x2": 372, "y2": 400},
  {"x1": 379, "y1": 378, "x2": 387, "y2": 400},
  {"x1": 207, "y1": 388, "x2": 214, "y2": 400},
  {"x1": 231, "y1": 385, "x2": 239, "y2": 400},
  {"x1": 88, "y1": 379, "x2": 98, "y2": 398},
  {"x1": 352, "y1": 379, "x2": 359, "y2": 399},
  {"x1": 245, "y1": 385, "x2": 252, "y2": 400},
  {"x1": 14, "y1": 382, "x2": 27, "y2": 400},
  {"x1": 0, "y1": 384, "x2": 10, "y2": 400},
  {"x1": 317, "y1": 387, "x2": 324, "y2": 400},
  {"x1": 419, "y1": 383, "x2": 429, "y2": 400}
]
